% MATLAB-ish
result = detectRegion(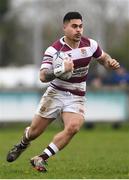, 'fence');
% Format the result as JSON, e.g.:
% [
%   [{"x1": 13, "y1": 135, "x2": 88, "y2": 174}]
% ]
[{"x1": 0, "y1": 87, "x2": 128, "y2": 122}]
